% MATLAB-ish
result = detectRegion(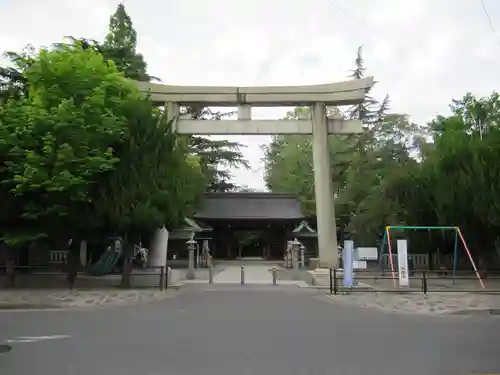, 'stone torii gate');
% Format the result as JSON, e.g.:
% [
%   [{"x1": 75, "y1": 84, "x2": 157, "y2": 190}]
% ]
[{"x1": 135, "y1": 77, "x2": 374, "y2": 268}]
